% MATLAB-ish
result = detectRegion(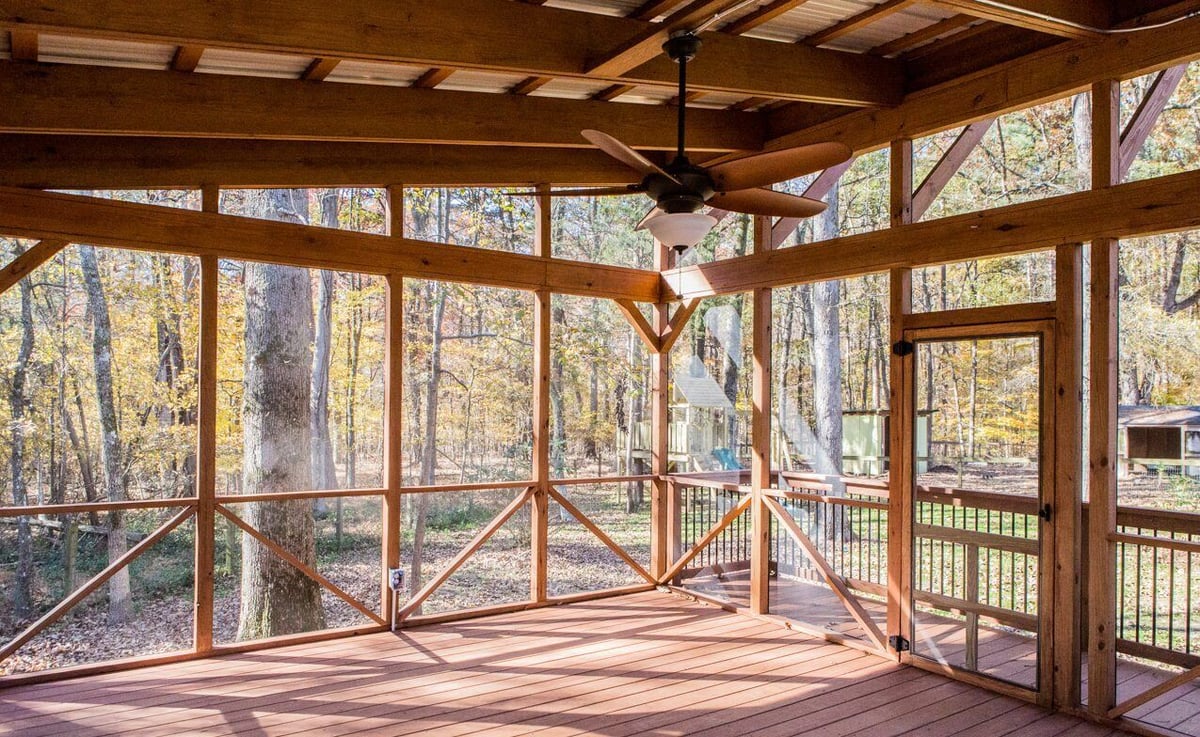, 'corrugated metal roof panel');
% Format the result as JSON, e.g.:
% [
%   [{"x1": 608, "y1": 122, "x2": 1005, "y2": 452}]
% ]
[
  {"x1": 37, "y1": 34, "x2": 175, "y2": 70},
  {"x1": 436, "y1": 69, "x2": 530, "y2": 94},
  {"x1": 545, "y1": 0, "x2": 651, "y2": 18},
  {"x1": 196, "y1": 48, "x2": 311, "y2": 78},
  {"x1": 828, "y1": 4, "x2": 957, "y2": 53},
  {"x1": 324, "y1": 60, "x2": 427, "y2": 87},
  {"x1": 530, "y1": 78, "x2": 614, "y2": 100}
]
